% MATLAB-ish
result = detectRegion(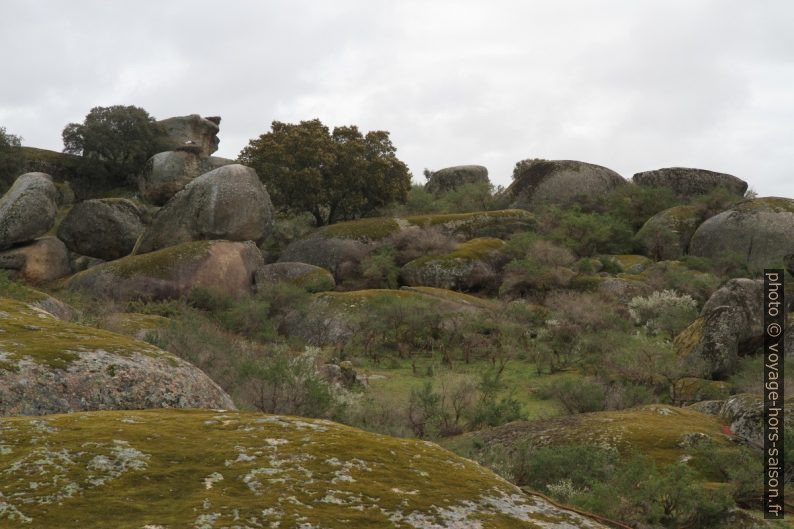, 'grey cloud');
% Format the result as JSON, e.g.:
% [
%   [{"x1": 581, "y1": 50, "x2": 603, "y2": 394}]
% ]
[{"x1": 1, "y1": 0, "x2": 792, "y2": 195}]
